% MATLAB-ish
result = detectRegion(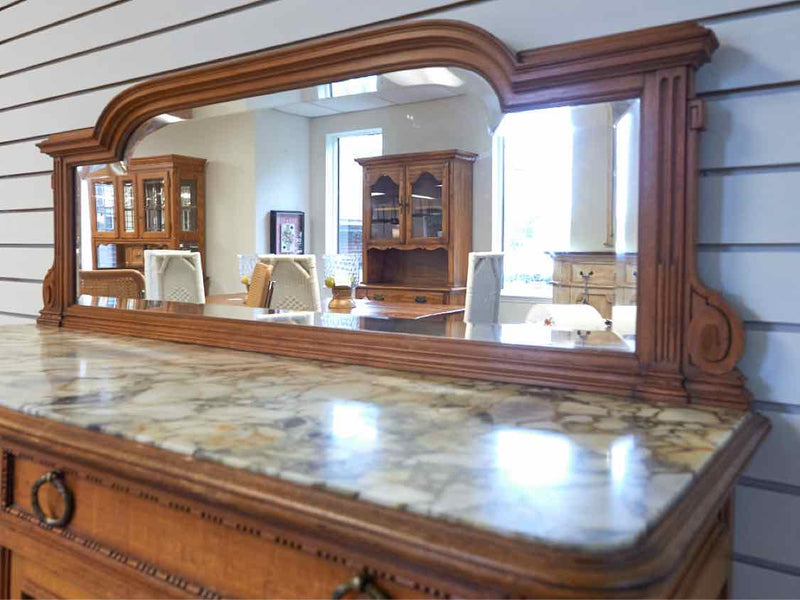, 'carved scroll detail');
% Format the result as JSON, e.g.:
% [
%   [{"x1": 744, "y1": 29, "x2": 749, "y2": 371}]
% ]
[
  {"x1": 687, "y1": 284, "x2": 744, "y2": 375},
  {"x1": 42, "y1": 267, "x2": 56, "y2": 309}
]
